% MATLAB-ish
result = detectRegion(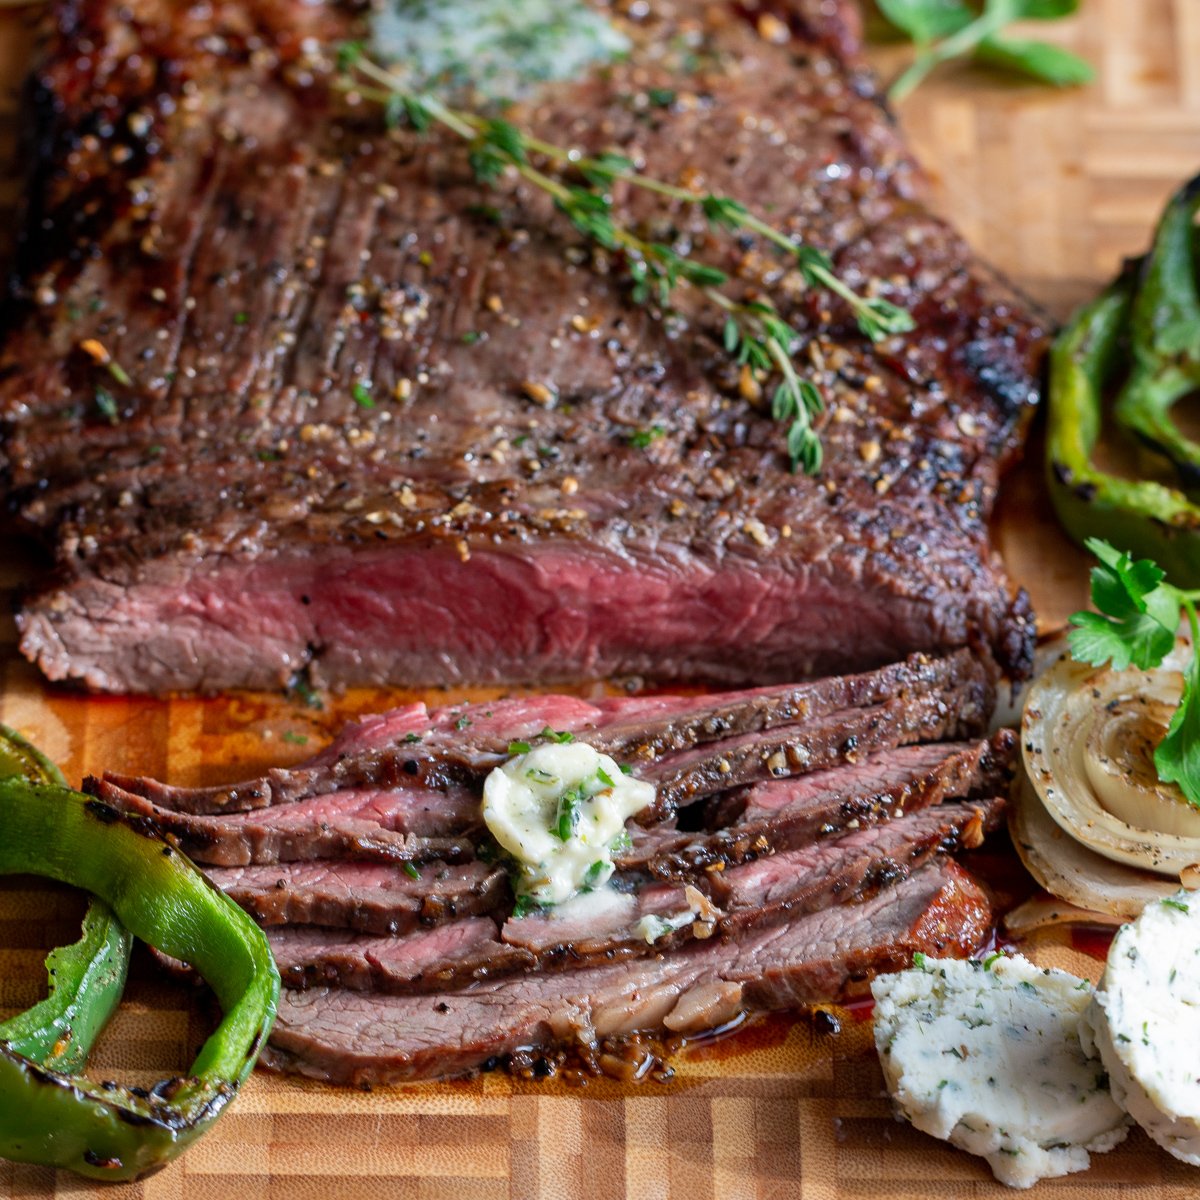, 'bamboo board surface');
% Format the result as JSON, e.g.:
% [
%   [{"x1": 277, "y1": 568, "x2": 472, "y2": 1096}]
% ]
[{"x1": 0, "y1": 3, "x2": 1197, "y2": 1196}]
